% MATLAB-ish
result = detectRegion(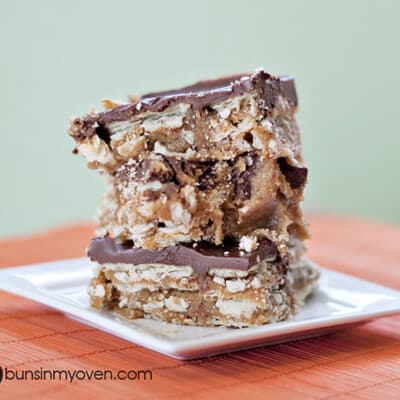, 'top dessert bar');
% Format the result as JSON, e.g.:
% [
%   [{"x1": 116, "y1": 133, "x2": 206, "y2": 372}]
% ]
[{"x1": 69, "y1": 69, "x2": 308, "y2": 252}]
